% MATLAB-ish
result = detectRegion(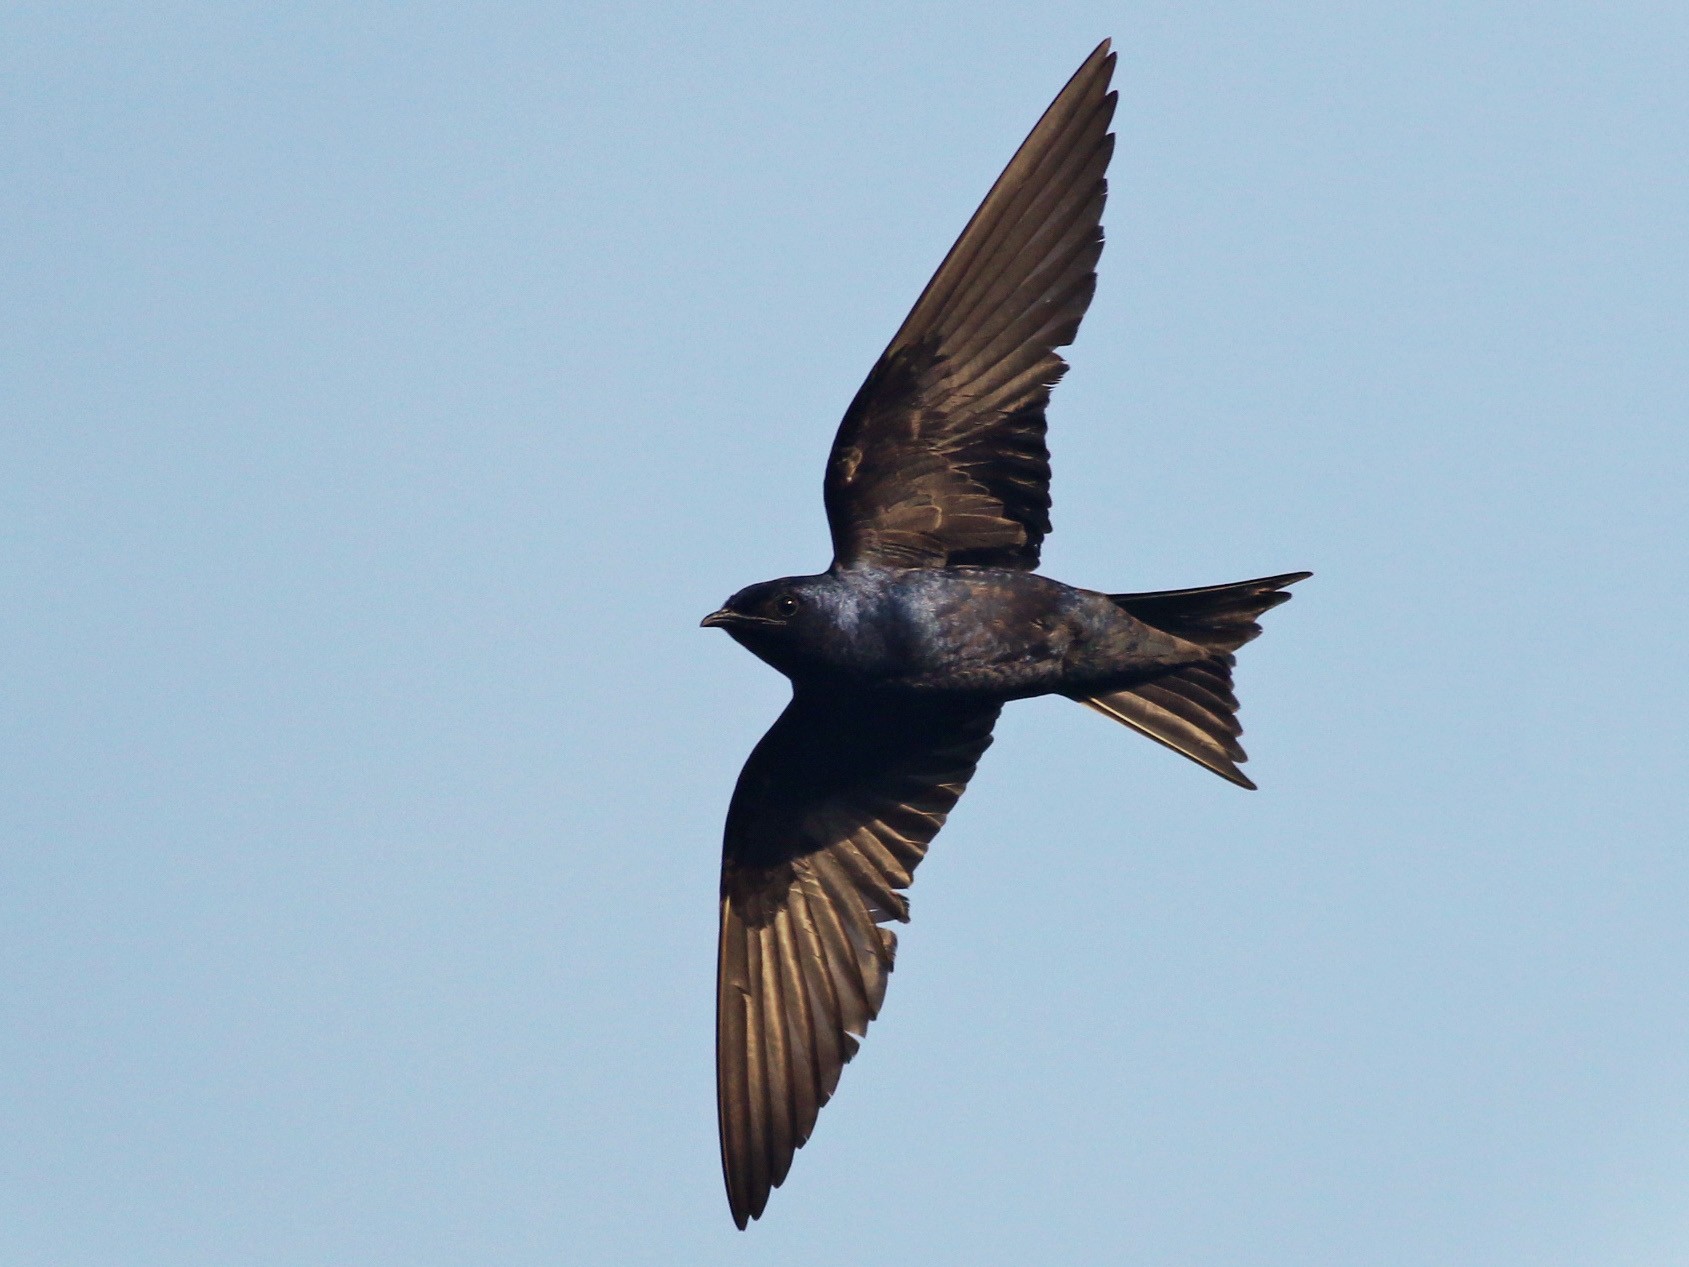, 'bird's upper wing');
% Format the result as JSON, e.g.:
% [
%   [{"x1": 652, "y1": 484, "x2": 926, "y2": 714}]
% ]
[
  {"x1": 716, "y1": 687, "x2": 999, "y2": 1227},
  {"x1": 823, "y1": 40, "x2": 1117, "y2": 571}
]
